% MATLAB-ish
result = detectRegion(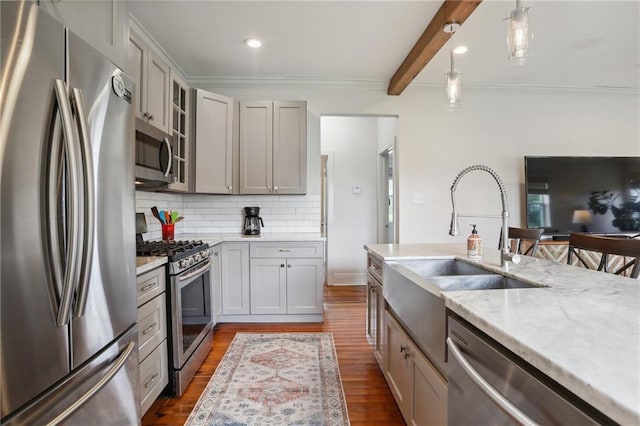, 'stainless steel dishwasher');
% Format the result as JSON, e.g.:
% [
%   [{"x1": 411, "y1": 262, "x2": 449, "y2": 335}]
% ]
[{"x1": 446, "y1": 316, "x2": 610, "y2": 425}]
